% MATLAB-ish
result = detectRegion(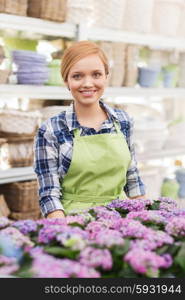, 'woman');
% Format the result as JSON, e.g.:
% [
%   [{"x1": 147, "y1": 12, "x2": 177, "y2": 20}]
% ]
[{"x1": 34, "y1": 41, "x2": 146, "y2": 219}]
